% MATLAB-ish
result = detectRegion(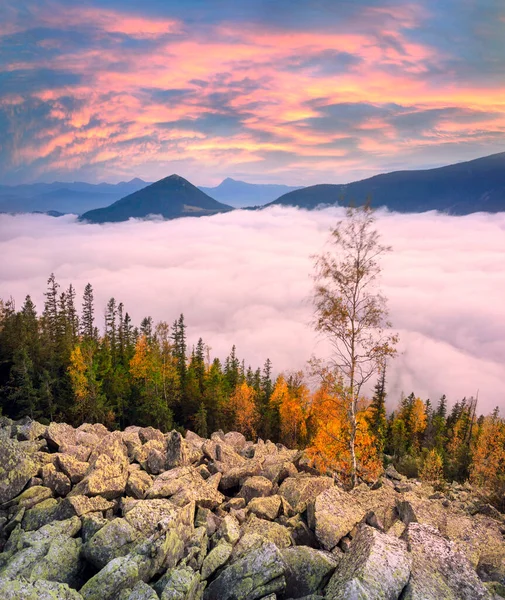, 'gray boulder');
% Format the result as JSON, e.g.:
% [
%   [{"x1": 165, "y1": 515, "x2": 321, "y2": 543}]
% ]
[
  {"x1": 0, "y1": 433, "x2": 39, "y2": 504},
  {"x1": 248, "y1": 495, "x2": 282, "y2": 521},
  {"x1": 240, "y1": 476, "x2": 273, "y2": 504},
  {"x1": 307, "y1": 486, "x2": 366, "y2": 551},
  {"x1": 401, "y1": 522, "x2": 491, "y2": 599},
  {"x1": 201, "y1": 542, "x2": 233, "y2": 580},
  {"x1": 84, "y1": 518, "x2": 140, "y2": 569},
  {"x1": 325, "y1": 524, "x2": 410, "y2": 599},
  {"x1": 0, "y1": 578, "x2": 83, "y2": 599},
  {"x1": 204, "y1": 542, "x2": 286, "y2": 600},
  {"x1": 280, "y1": 546, "x2": 337, "y2": 598},
  {"x1": 279, "y1": 476, "x2": 333, "y2": 514},
  {"x1": 159, "y1": 566, "x2": 202, "y2": 600}
]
